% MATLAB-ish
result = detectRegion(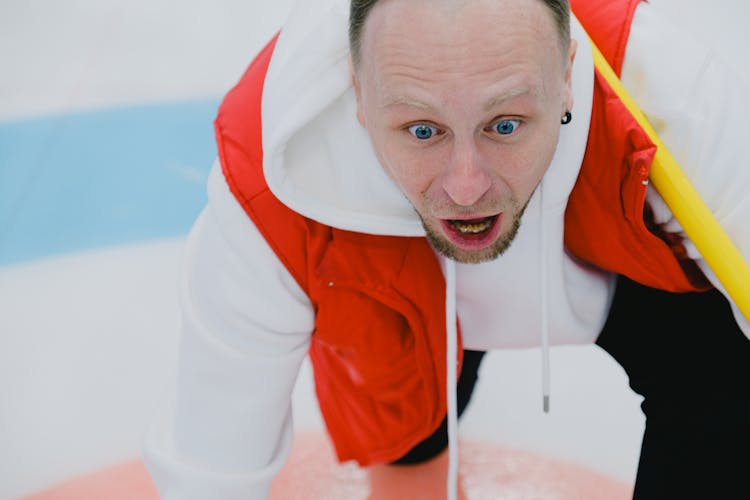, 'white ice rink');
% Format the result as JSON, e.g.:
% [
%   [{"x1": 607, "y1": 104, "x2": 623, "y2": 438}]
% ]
[{"x1": 1, "y1": 1, "x2": 748, "y2": 498}]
